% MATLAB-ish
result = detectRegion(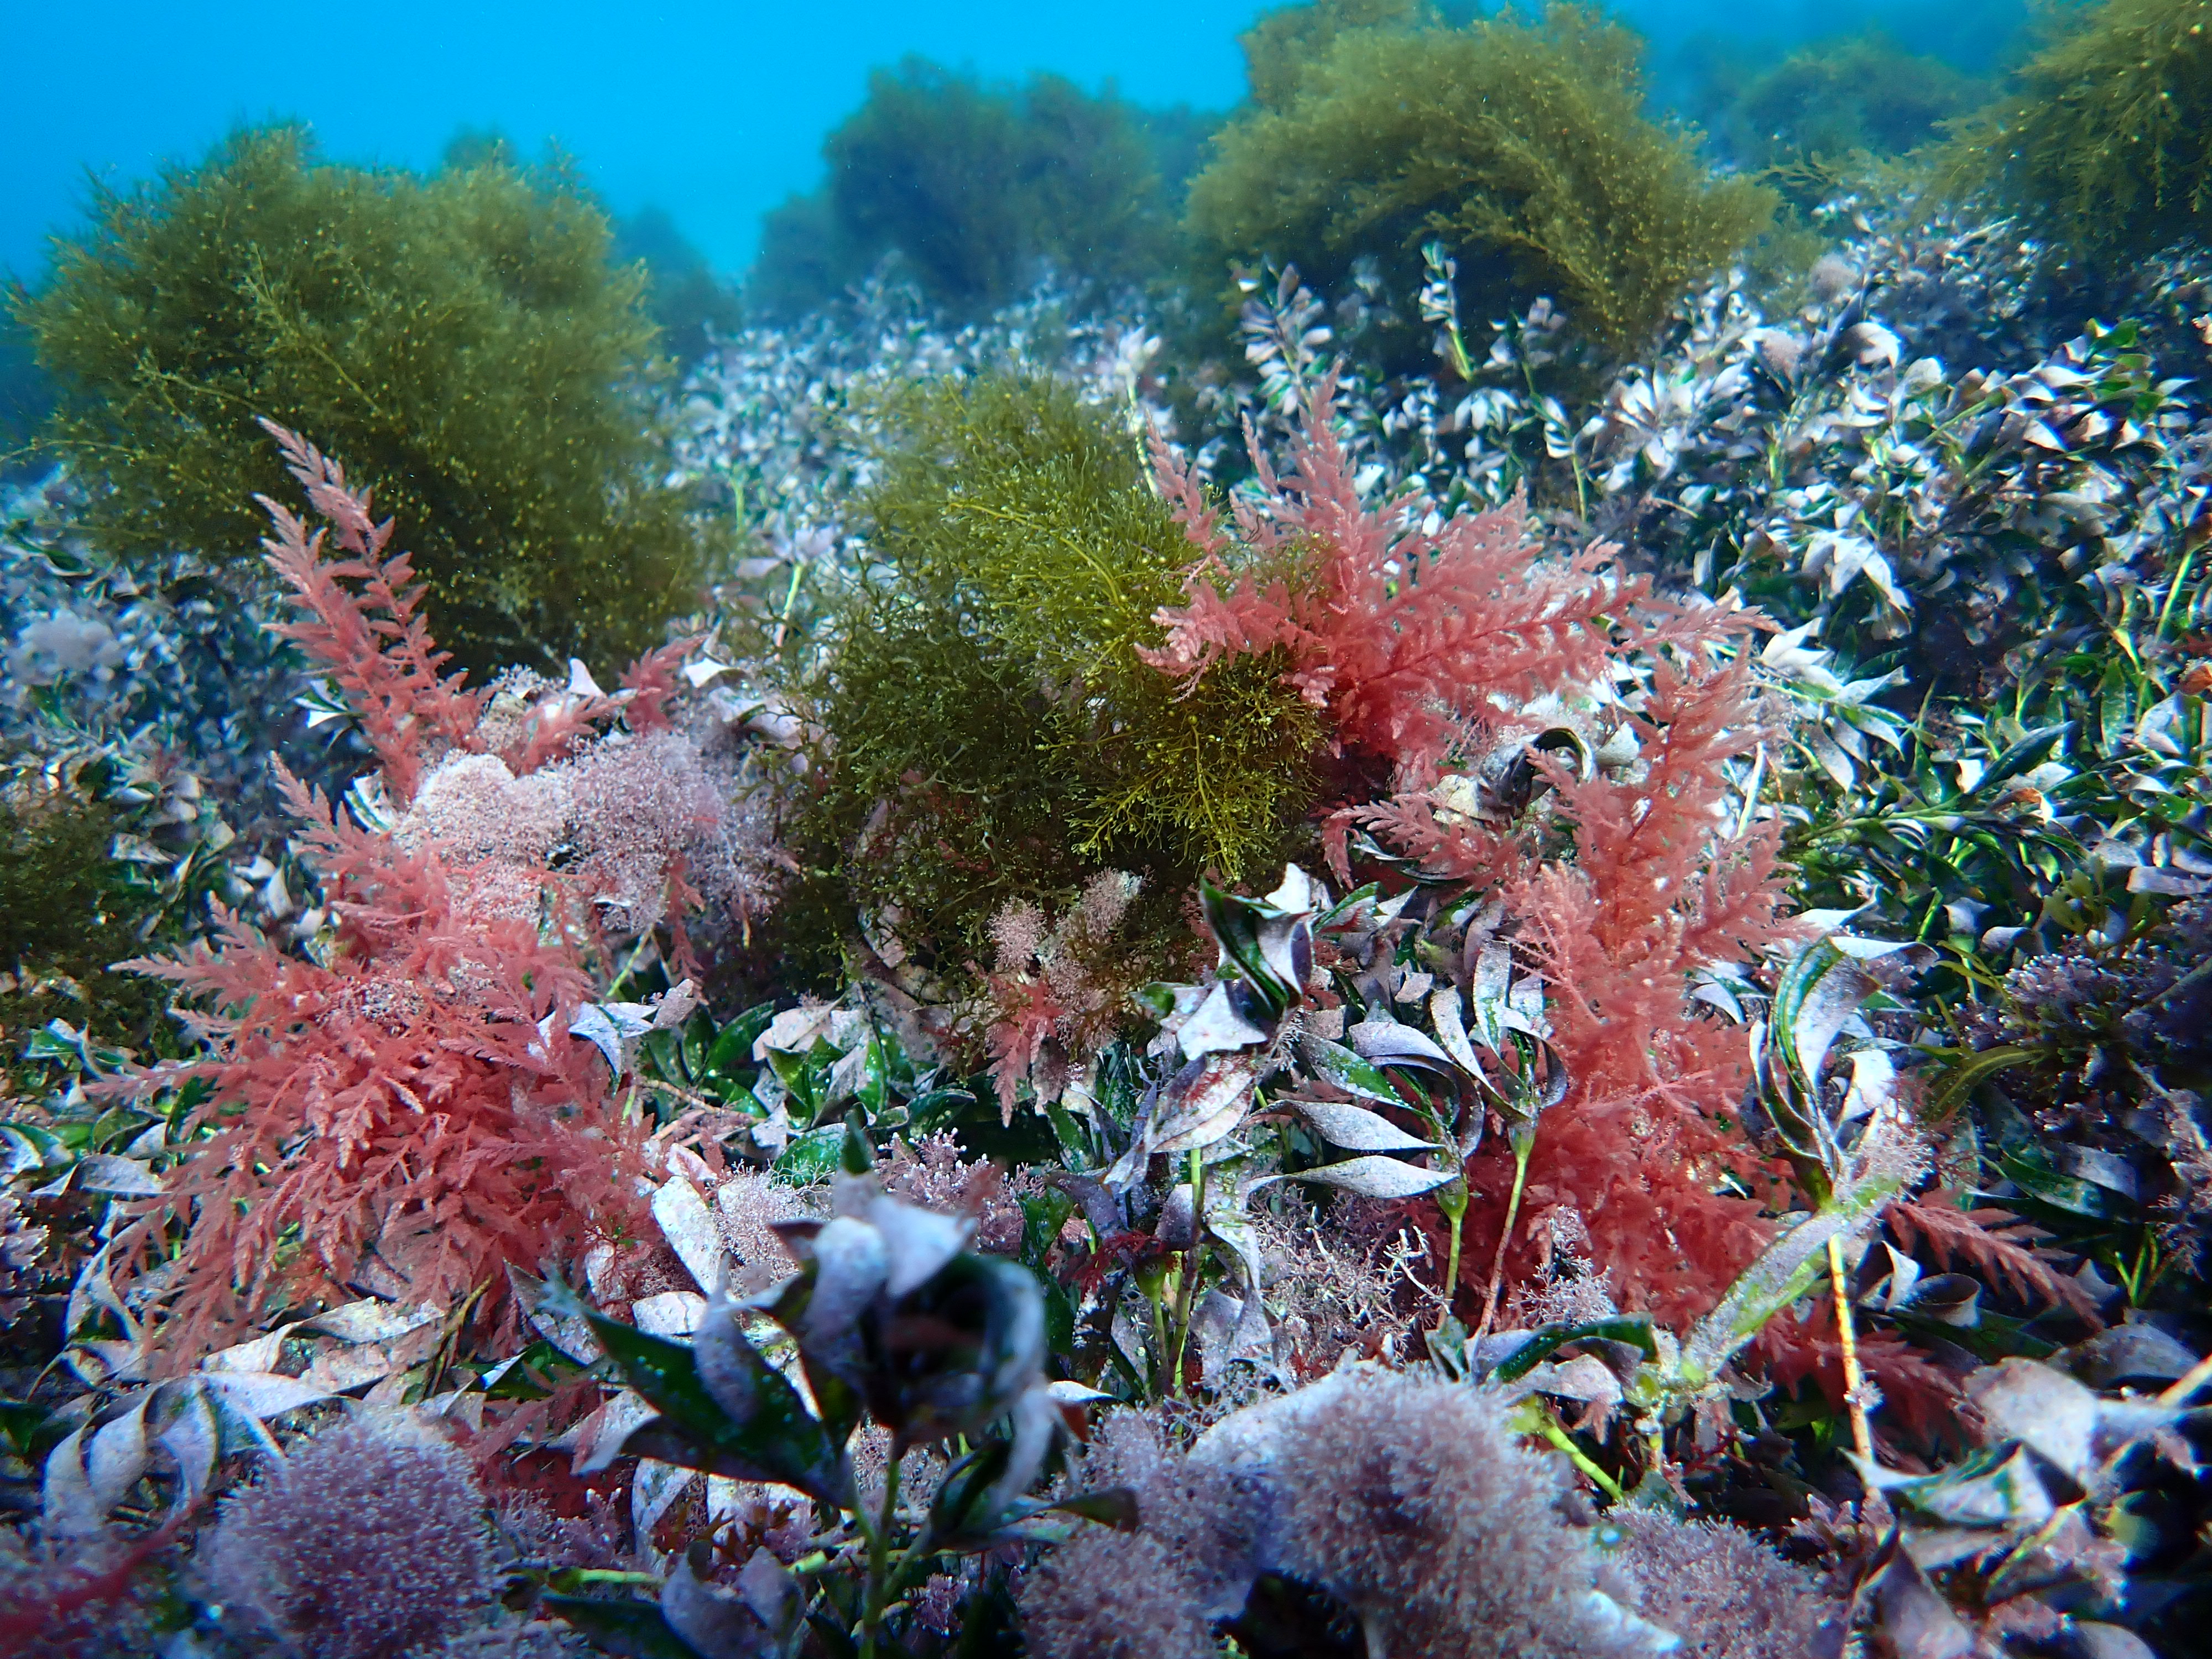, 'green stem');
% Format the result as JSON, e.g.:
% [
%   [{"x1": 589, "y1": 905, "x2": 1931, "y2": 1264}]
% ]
[
  {"x1": 1168, "y1": 1149, "x2": 1207, "y2": 1399},
  {"x1": 1473, "y1": 1132, "x2": 1533, "y2": 1343},
  {"x1": 1536, "y1": 1405, "x2": 1624, "y2": 1503},
  {"x1": 857, "y1": 1452, "x2": 903, "y2": 1659}
]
